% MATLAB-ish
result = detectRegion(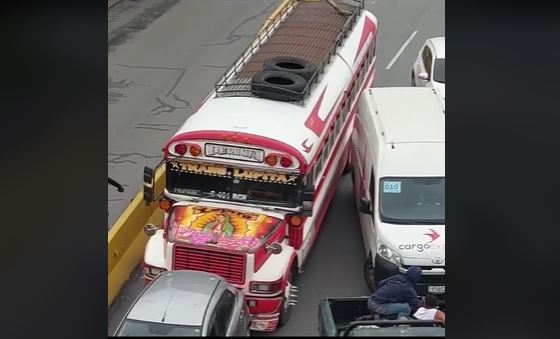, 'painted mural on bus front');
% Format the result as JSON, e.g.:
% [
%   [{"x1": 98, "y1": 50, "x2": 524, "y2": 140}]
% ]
[{"x1": 169, "y1": 205, "x2": 281, "y2": 252}]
